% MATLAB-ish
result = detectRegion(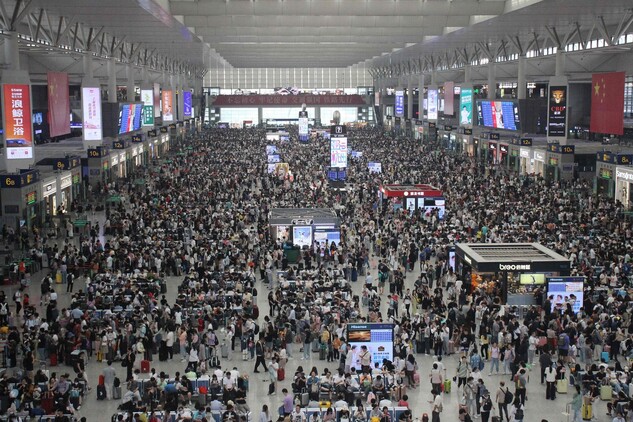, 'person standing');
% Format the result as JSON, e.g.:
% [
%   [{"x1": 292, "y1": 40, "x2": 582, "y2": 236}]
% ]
[
  {"x1": 13, "y1": 288, "x2": 23, "y2": 316},
  {"x1": 66, "y1": 271, "x2": 75, "y2": 293},
  {"x1": 430, "y1": 391, "x2": 443, "y2": 422},
  {"x1": 568, "y1": 385, "x2": 582, "y2": 422},
  {"x1": 480, "y1": 391, "x2": 493, "y2": 422},
  {"x1": 545, "y1": 363, "x2": 557, "y2": 400},
  {"x1": 539, "y1": 347, "x2": 552, "y2": 384},
  {"x1": 103, "y1": 361, "x2": 117, "y2": 400}
]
